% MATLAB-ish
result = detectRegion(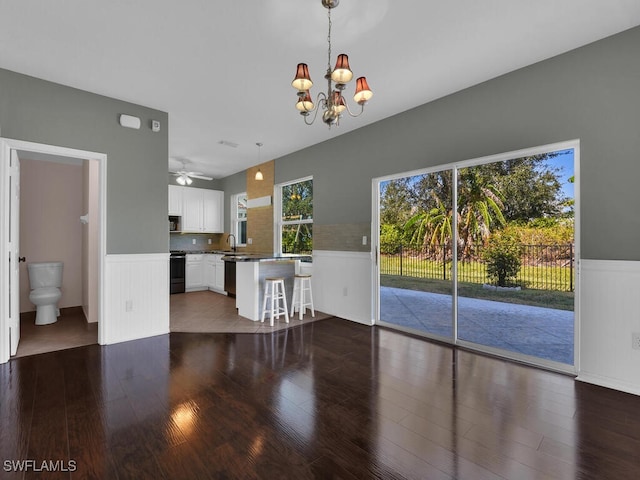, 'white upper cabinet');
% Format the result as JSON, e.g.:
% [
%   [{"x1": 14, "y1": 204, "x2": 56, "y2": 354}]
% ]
[
  {"x1": 181, "y1": 187, "x2": 205, "y2": 232},
  {"x1": 169, "y1": 186, "x2": 224, "y2": 233},
  {"x1": 168, "y1": 185, "x2": 183, "y2": 216},
  {"x1": 203, "y1": 190, "x2": 224, "y2": 233}
]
